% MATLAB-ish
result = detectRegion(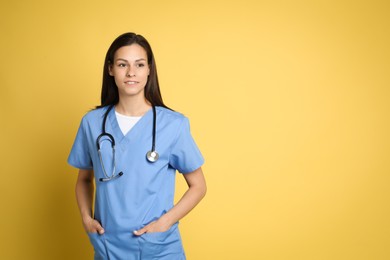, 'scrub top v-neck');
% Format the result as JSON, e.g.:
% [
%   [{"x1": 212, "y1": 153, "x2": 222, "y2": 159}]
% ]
[
  {"x1": 109, "y1": 107, "x2": 152, "y2": 147},
  {"x1": 115, "y1": 111, "x2": 142, "y2": 136},
  {"x1": 68, "y1": 105, "x2": 204, "y2": 260}
]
